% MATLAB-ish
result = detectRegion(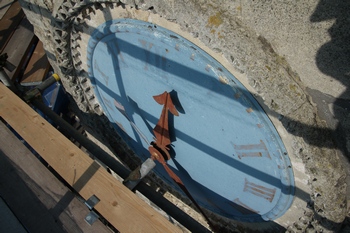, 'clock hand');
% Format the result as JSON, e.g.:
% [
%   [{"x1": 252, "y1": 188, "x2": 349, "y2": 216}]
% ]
[
  {"x1": 115, "y1": 94, "x2": 216, "y2": 230},
  {"x1": 151, "y1": 91, "x2": 179, "y2": 160},
  {"x1": 148, "y1": 91, "x2": 180, "y2": 178},
  {"x1": 114, "y1": 95, "x2": 180, "y2": 189},
  {"x1": 113, "y1": 91, "x2": 179, "y2": 148},
  {"x1": 148, "y1": 92, "x2": 217, "y2": 232}
]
